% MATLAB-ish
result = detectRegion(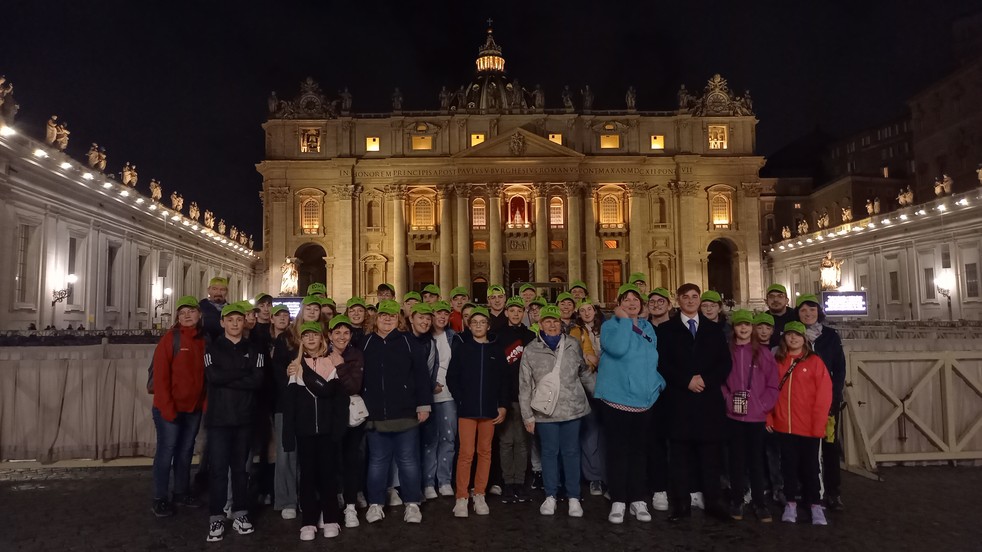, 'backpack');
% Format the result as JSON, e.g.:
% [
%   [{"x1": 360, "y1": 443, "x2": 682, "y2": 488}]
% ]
[{"x1": 147, "y1": 330, "x2": 181, "y2": 394}]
